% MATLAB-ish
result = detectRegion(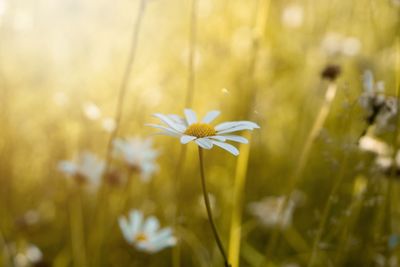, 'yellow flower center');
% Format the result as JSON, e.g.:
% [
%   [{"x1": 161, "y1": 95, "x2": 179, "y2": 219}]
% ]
[
  {"x1": 135, "y1": 232, "x2": 148, "y2": 242},
  {"x1": 184, "y1": 123, "x2": 216, "y2": 138}
]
